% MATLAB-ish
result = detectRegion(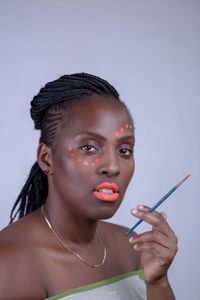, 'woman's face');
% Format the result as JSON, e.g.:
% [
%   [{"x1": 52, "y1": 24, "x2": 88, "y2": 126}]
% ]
[{"x1": 49, "y1": 95, "x2": 135, "y2": 220}]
